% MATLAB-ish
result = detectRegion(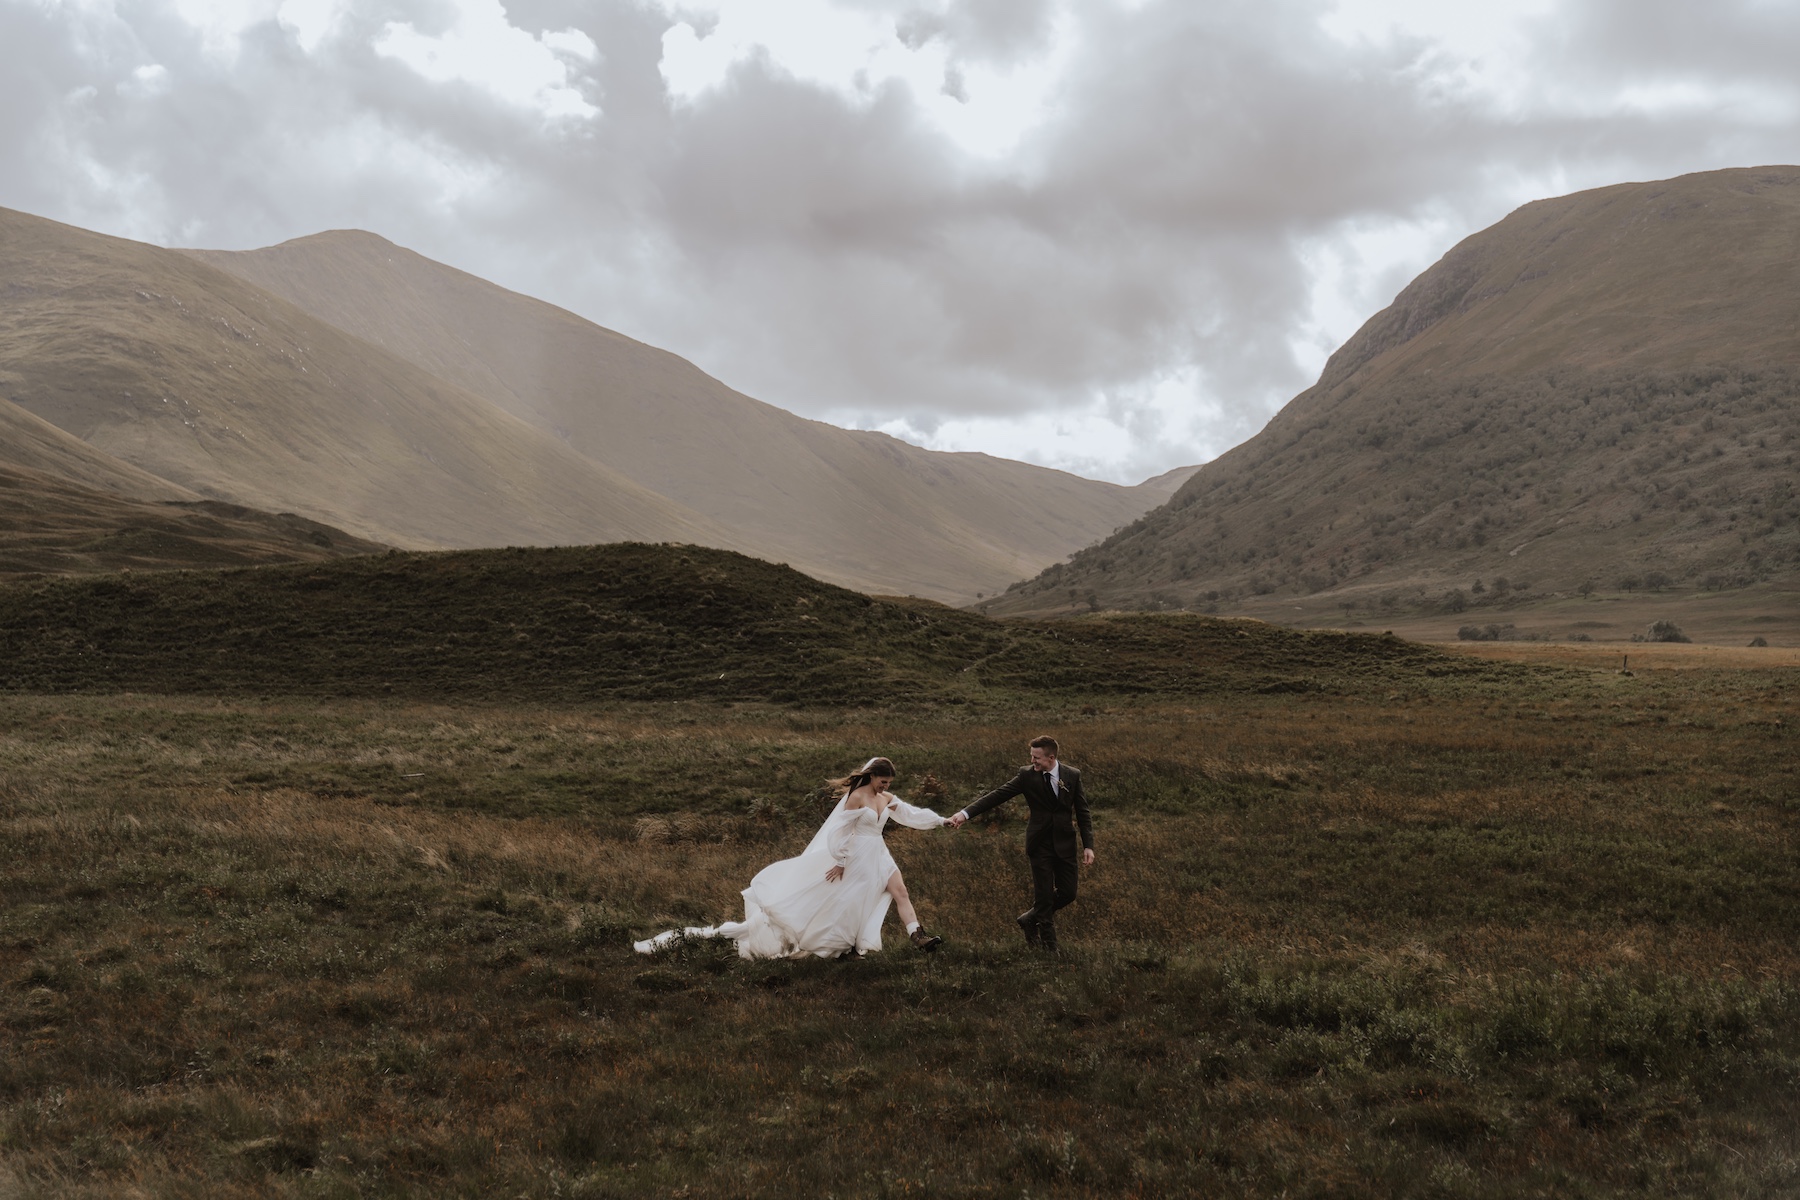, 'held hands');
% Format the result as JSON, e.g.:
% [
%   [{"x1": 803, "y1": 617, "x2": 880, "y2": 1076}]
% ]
[
  {"x1": 948, "y1": 811, "x2": 968, "y2": 828},
  {"x1": 825, "y1": 865, "x2": 845, "y2": 882}
]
